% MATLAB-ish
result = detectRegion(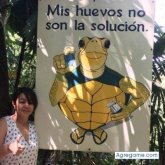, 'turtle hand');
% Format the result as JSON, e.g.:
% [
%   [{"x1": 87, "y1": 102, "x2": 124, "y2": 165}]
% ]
[
  {"x1": 53, "y1": 54, "x2": 67, "y2": 74},
  {"x1": 111, "y1": 106, "x2": 130, "y2": 121}
]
